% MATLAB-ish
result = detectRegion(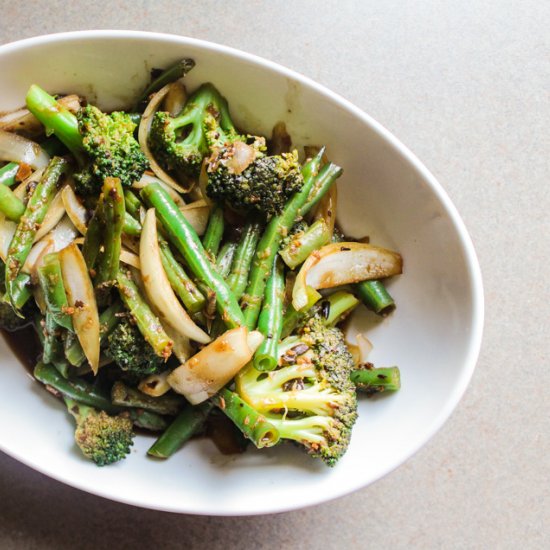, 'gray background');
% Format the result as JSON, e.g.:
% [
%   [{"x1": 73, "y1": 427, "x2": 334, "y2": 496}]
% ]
[{"x1": 0, "y1": 1, "x2": 548, "y2": 548}]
